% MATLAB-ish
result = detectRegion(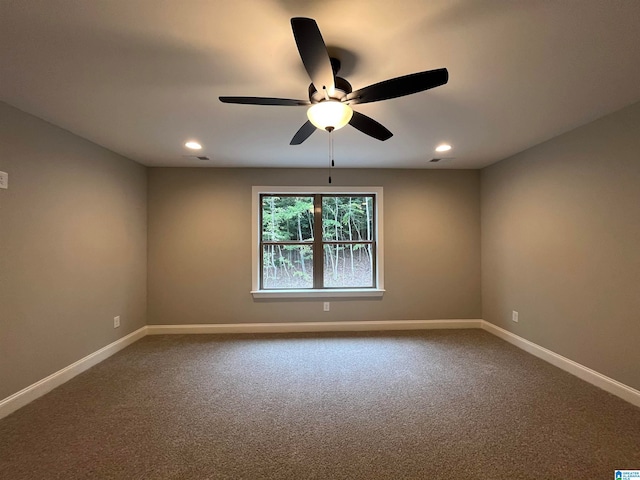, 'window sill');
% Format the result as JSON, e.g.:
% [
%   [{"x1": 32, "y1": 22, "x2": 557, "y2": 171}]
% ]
[{"x1": 251, "y1": 288, "x2": 385, "y2": 299}]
